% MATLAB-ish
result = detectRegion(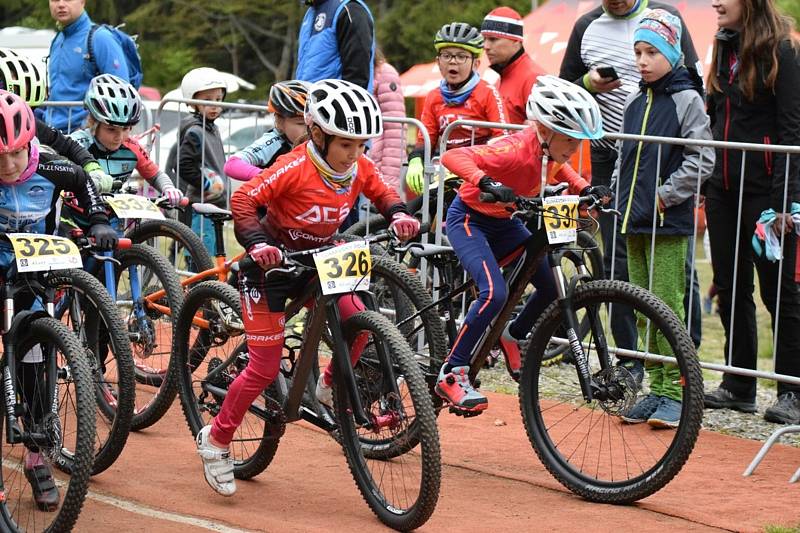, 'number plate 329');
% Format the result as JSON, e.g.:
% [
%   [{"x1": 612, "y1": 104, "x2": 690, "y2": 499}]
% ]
[
  {"x1": 313, "y1": 240, "x2": 371, "y2": 295},
  {"x1": 8, "y1": 234, "x2": 82, "y2": 272}
]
